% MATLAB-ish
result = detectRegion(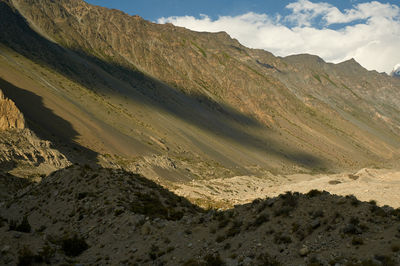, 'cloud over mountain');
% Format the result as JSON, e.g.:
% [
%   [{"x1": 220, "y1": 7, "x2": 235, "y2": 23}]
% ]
[{"x1": 158, "y1": 0, "x2": 400, "y2": 74}]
